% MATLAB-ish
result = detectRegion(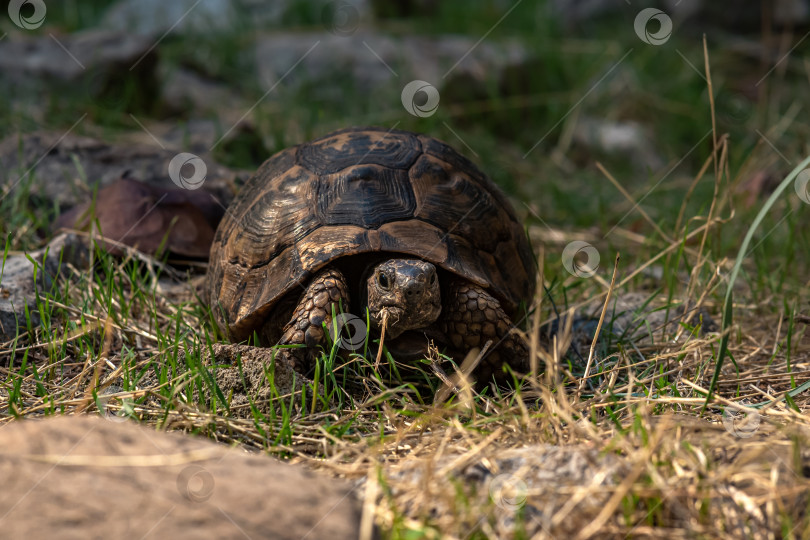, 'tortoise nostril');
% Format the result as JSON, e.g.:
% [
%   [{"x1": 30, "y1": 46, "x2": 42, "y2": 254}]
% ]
[{"x1": 404, "y1": 283, "x2": 421, "y2": 297}]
